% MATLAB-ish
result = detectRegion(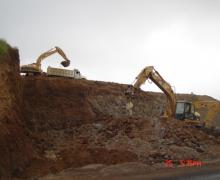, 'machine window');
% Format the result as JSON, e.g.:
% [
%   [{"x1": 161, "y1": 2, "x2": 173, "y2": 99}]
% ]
[
  {"x1": 185, "y1": 104, "x2": 190, "y2": 114},
  {"x1": 176, "y1": 103, "x2": 184, "y2": 114}
]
